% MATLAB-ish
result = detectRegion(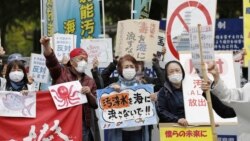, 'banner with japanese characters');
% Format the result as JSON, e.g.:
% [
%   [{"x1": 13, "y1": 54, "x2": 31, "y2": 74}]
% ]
[
  {"x1": 0, "y1": 91, "x2": 36, "y2": 118},
  {"x1": 134, "y1": 0, "x2": 152, "y2": 19},
  {"x1": 189, "y1": 25, "x2": 215, "y2": 77},
  {"x1": 49, "y1": 81, "x2": 87, "y2": 110},
  {"x1": 0, "y1": 91, "x2": 82, "y2": 140},
  {"x1": 179, "y1": 52, "x2": 237, "y2": 125},
  {"x1": 29, "y1": 53, "x2": 50, "y2": 83},
  {"x1": 52, "y1": 33, "x2": 76, "y2": 61},
  {"x1": 115, "y1": 19, "x2": 159, "y2": 62},
  {"x1": 42, "y1": 0, "x2": 56, "y2": 37},
  {"x1": 81, "y1": 38, "x2": 113, "y2": 63},
  {"x1": 244, "y1": 0, "x2": 250, "y2": 67},
  {"x1": 97, "y1": 84, "x2": 157, "y2": 129},
  {"x1": 159, "y1": 123, "x2": 213, "y2": 141},
  {"x1": 215, "y1": 18, "x2": 243, "y2": 50},
  {"x1": 42, "y1": 0, "x2": 101, "y2": 47}
]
